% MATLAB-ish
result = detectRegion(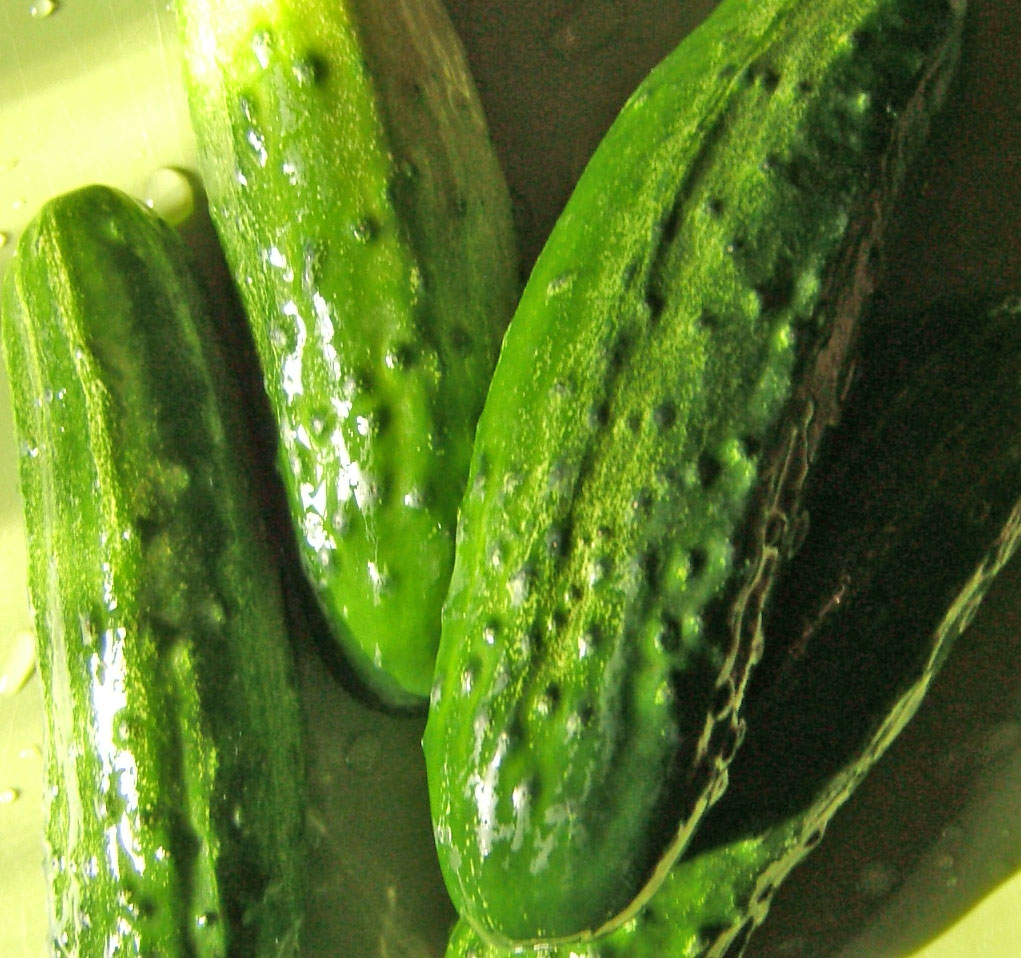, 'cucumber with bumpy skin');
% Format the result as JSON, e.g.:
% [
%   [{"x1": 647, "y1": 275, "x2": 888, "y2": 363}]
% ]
[
  {"x1": 424, "y1": 0, "x2": 964, "y2": 944},
  {"x1": 1, "y1": 185, "x2": 305, "y2": 957},
  {"x1": 443, "y1": 294, "x2": 1021, "y2": 957},
  {"x1": 174, "y1": 0, "x2": 519, "y2": 706}
]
